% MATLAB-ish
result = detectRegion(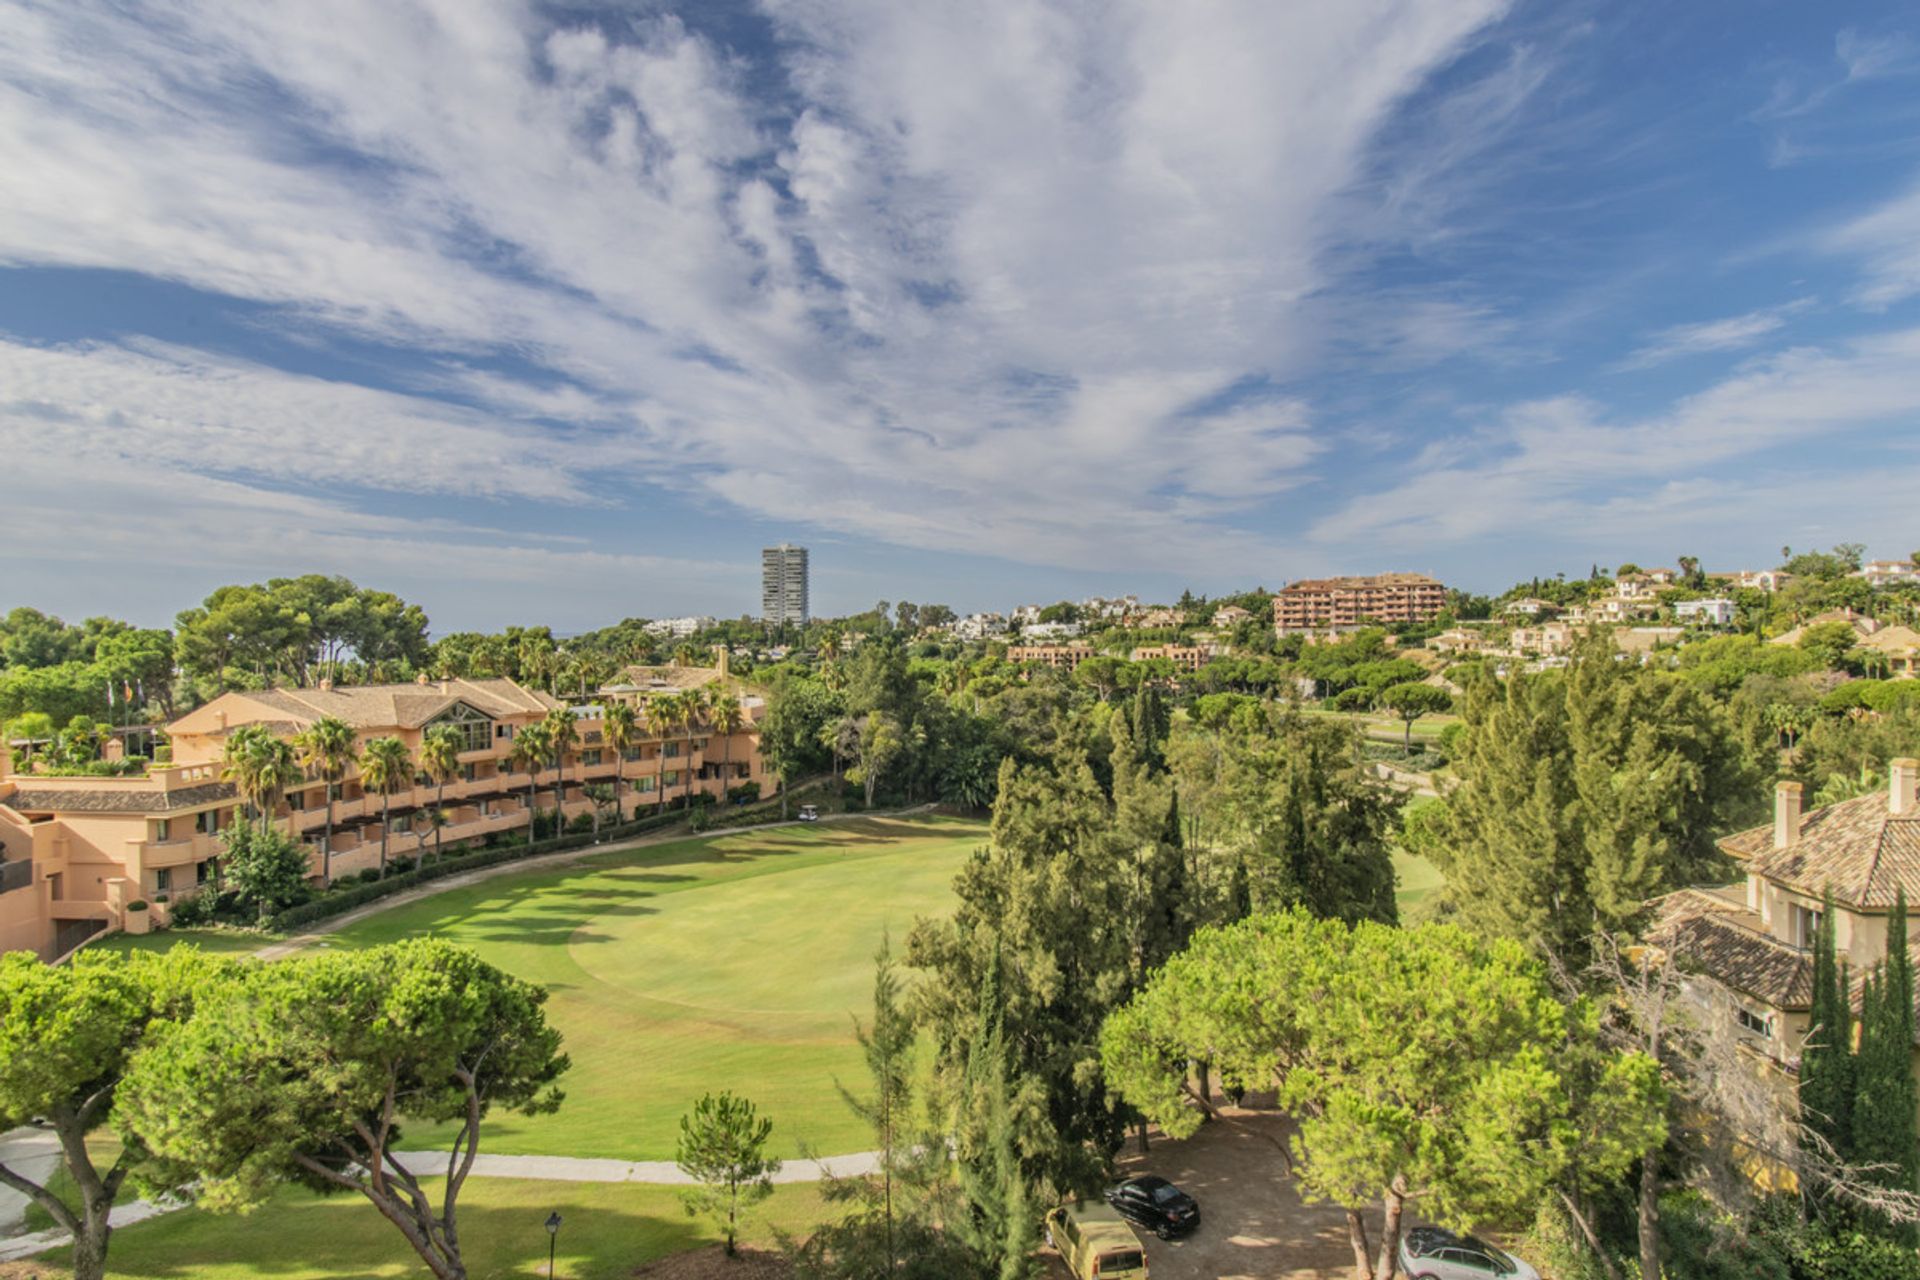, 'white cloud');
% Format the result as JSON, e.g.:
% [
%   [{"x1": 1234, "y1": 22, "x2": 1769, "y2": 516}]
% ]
[
  {"x1": 1312, "y1": 326, "x2": 1920, "y2": 551},
  {"x1": 1830, "y1": 183, "x2": 1920, "y2": 307},
  {"x1": 1615, "y1": 301, "x2": 1811, "y2": 369},
  {"x1": 0, "y1": 0, "x2": 1518, "y2": 583}
]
